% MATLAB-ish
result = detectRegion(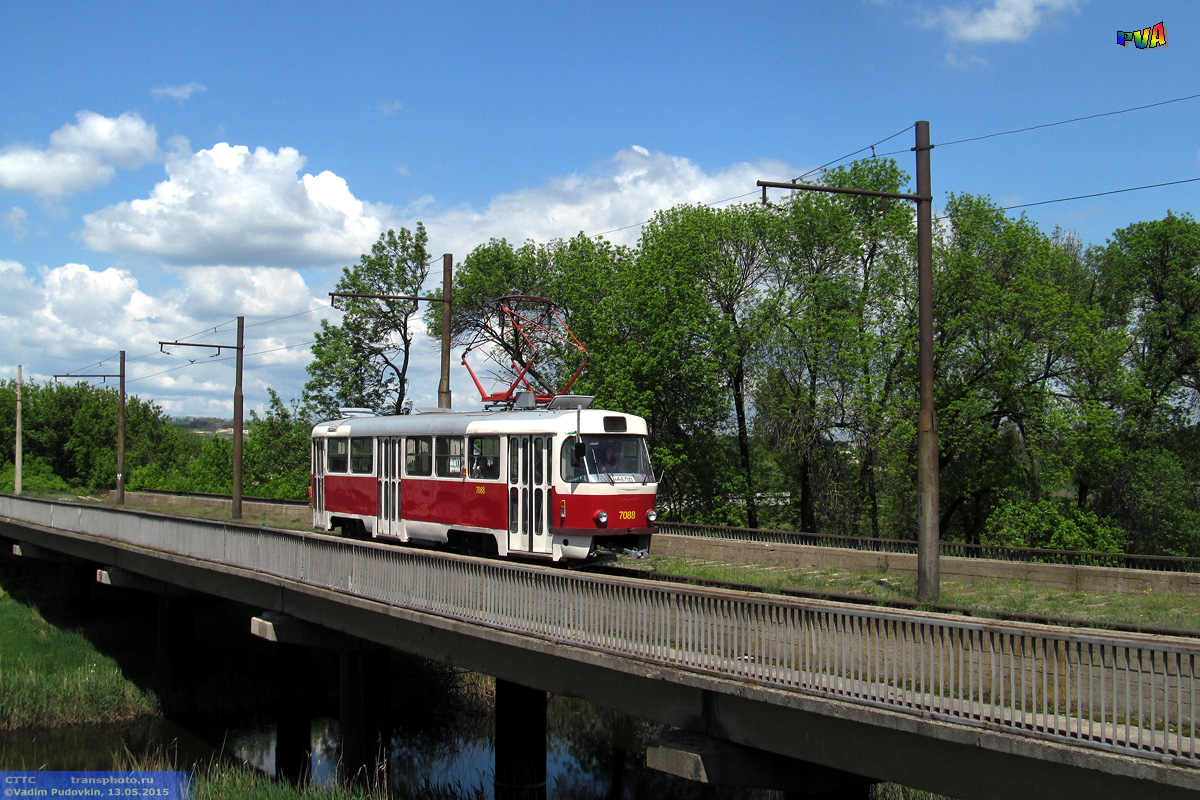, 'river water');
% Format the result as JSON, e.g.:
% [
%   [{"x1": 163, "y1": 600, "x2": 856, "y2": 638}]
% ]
[{"x1": 0, "y1": 682, "x2": 771, "y2": 799}]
